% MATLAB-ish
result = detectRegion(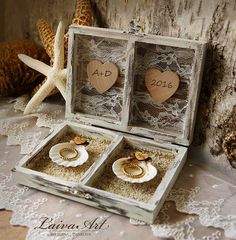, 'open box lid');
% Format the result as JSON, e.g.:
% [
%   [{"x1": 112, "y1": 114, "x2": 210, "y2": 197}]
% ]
[{"x1": 66, "y1": 25, "x2": 207, "y2": 146}]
